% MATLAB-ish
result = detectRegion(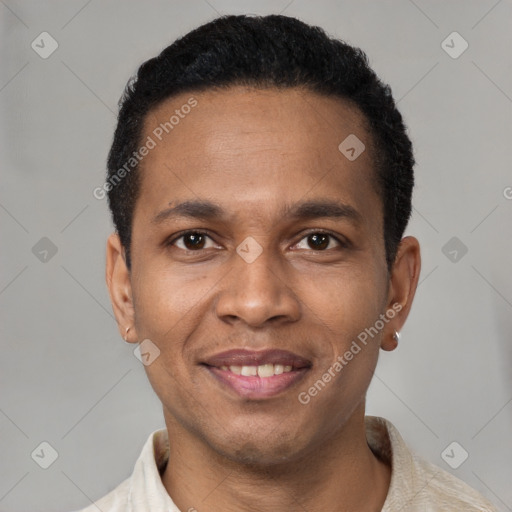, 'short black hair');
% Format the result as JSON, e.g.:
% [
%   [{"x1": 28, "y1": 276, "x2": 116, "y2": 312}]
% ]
[{"x1": 107, "y1": 14, "x2": 414, "y2": 272}]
